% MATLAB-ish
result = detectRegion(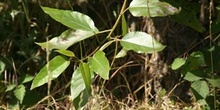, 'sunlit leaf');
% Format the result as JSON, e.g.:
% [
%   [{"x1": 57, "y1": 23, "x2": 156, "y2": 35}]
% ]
[
  {"x1": 19, "y1": 74, "x2": 34, "y2": 84},
  {"x1": 14, "y1": 85, "x2": 26, "y2": 104},
  {"x1": 31, "y1": 56, "x2": 70, "y2": 90},
  {"x1": 184, "y1": 70, "x2": 205, "y2": 82},
  {"x1": 56, "y1": 49, "x2": 75, "y2": 57},
  {"x1": 0, "y1": 60, "x2": 5, "y2": 75},
  {"x1": 129, "y1": 0, "x2": 180, "y2": 17},
  {"x1": 115, "y1": 49, "x2": 127, "y2": 58},
  {"x1": 120, "y1": 32, "x2": 165, "y2": 53},
  {"x1": 71, "y1": 67, "x2": 94, "y2": 100},
  {"x1": 197, "y1": 99, "x2": 208, "y2": 106},
  {"x1": 71, "y1": 68, "x2": 86, "y2": 100},
  {"x1": 41, "y1": 6, "x2": 98, "y2": 32},
  {"x1": 36, "y1": 29, "x2": 96, "y2": 50},
  {"x1": 171, "y1": 58, "x2": 186, "y2": 70},
  {"x1": 88, "y1": 51, "x2": 110, "y2": 80},
  {"x1": 6, "y1": 84, "x2": 16, "y2": 92},
  {"x1": 99, "y1": 40, "x2": 115, "y2": 51},
  {"x1": 191, "y1": 80, "x2": 209, "y2": 98},
  {"x1": 206, "y1": 78, "x2": 220, "y2": 88},
  {"x1": 79, "y1": 62, "x2": 91, "y2": 94}
]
